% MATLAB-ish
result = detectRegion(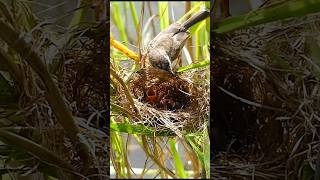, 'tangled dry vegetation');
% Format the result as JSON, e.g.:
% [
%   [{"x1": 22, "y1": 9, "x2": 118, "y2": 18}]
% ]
[
  {"x1": 0, "y1": 4, "x2": 108, "y2": 177},
  {"x1": 61, "y1": 38, "x2": 108, "y2": 174},
  {"x1": 21, "y1": 37, "x2": 108, "y2": 178},
  {"x1": 213, "y1": 13, "x2": 320, "y2": 179}
]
